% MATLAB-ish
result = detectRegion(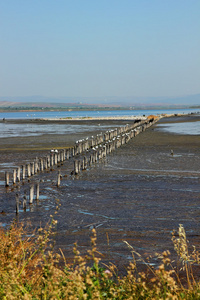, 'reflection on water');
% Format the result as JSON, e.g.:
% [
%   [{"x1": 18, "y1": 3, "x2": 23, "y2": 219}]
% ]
[{"x1": 158, "y1": 121, "x2": 200, "y2": 135}]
